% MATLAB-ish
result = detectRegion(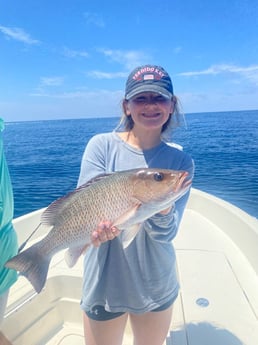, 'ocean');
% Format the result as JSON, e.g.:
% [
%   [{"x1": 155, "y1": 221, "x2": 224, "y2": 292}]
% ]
[{"x1": 3, "y1": 109, "x2": 258, "y2": 219}]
